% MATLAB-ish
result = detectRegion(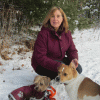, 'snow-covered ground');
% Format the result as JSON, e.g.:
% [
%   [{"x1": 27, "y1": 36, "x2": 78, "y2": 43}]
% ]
[{"x1": 0, "y1": 27, "x2": 100, "y2": 100}]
